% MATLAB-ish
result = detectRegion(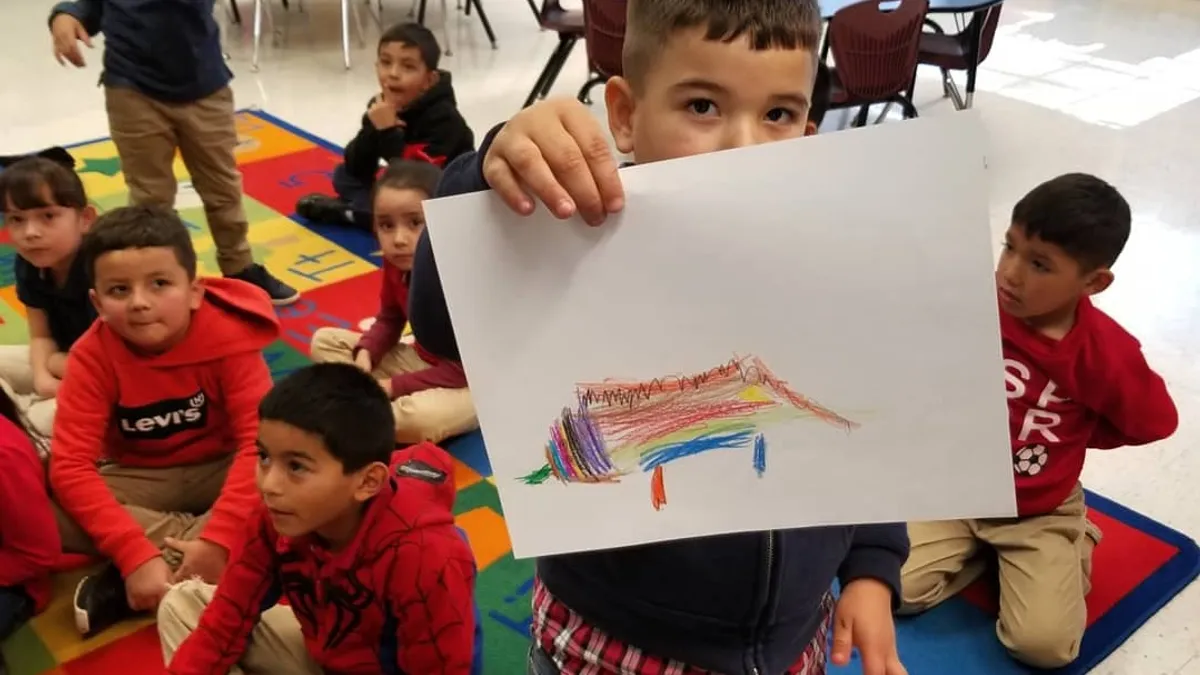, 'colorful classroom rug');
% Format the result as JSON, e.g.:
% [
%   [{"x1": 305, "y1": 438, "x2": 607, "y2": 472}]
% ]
[
  {"x1": 0, "y1": 111, "x2": 535, "y2": 675},
  {"x1": 832, "y1": 491, "x2": 1199, "y2": 675}
]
